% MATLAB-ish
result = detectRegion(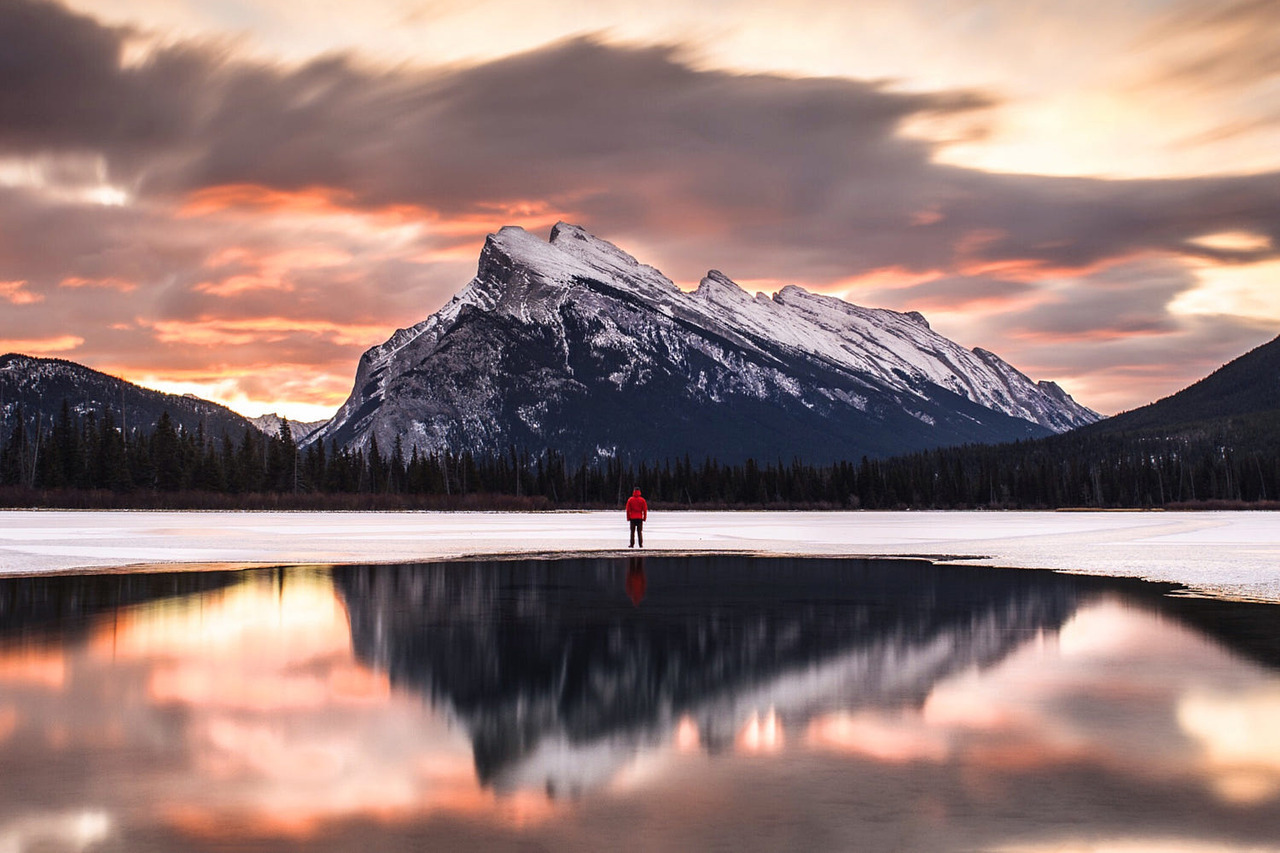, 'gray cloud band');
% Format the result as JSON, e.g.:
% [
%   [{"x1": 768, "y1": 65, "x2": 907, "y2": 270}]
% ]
[
  {"x1": 4, "y1": 0, "x2": 1278, "y2": 281},
  {"x1": 1, "y1": 0, "x2": 1277, "y2": 412}
]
